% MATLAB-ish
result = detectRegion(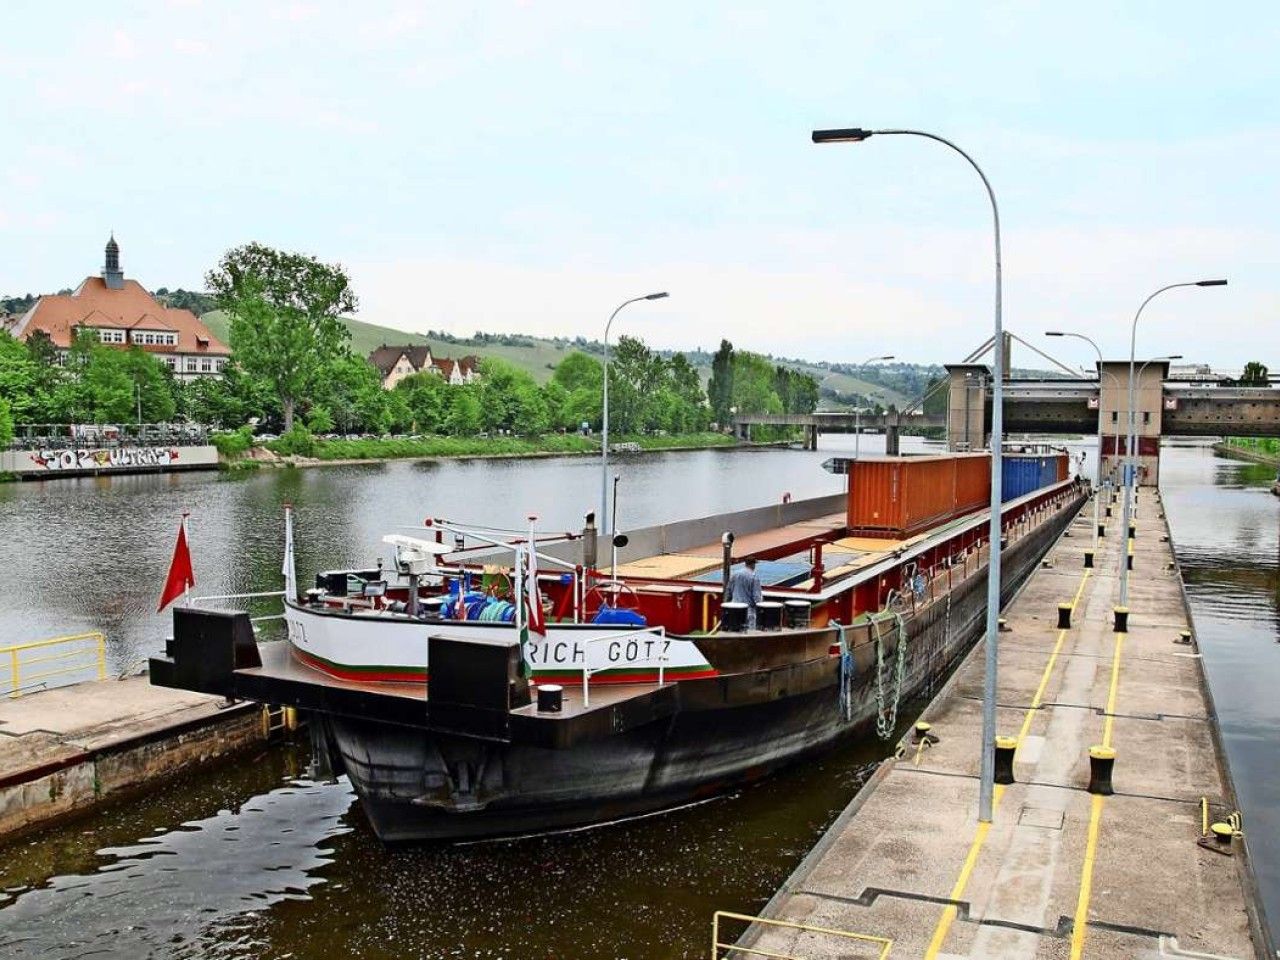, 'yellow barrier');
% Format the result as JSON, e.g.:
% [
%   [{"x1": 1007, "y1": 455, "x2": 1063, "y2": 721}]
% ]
[
  {"x1": 1, "y1": 632, "x2": 107, "y2": 696},
  {"x1": 712, "y1": 910, "x2": 892, "y2": 960}
]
